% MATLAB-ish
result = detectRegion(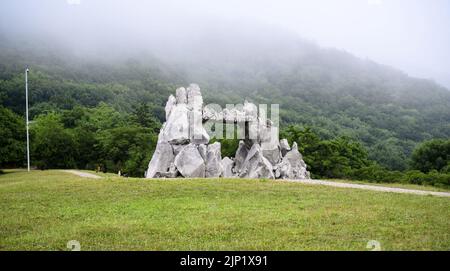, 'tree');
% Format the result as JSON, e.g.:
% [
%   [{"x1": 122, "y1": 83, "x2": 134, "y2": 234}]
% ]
[
  {"x1": 411, "y1": 139, "x2": 450, "y2": 173},
  {"x1": 96, "y1": 126, "x2": 157, "y2": 176},
  {"x1": 31, "y1": 112, "x2": 77, "y2": 169},
  {"x1": 0, "y1": 106, "x2": 25, "y2": 167},
  {"x1": 72, "y1": 126, "x2": 100, "y2": 169},
  {"x1": 86, "y1": 102, "x2": 127, "y2": 132},
  {"x1": 281, "y1": 126, "x2": 370, "y2": 178},
  {"x1": 130, "y1": 102, "x2": 161, "y2": 132}
]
